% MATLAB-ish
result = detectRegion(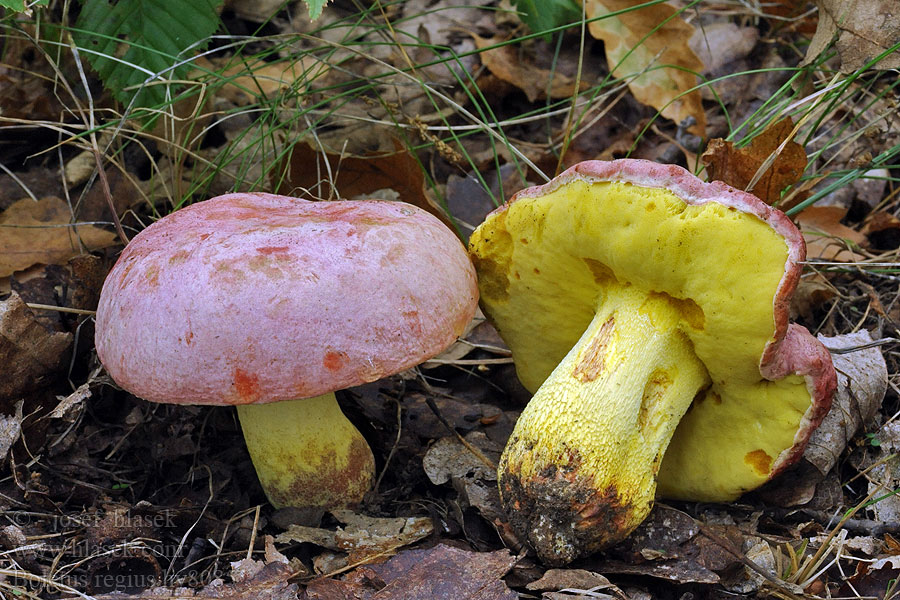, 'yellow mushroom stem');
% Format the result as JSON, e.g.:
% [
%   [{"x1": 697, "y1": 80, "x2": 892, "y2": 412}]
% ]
[
  {"x1": 236, "y1": 393, "x2": 375, "y2": 509},
  {"x1": 499, "y1": 284, "x2": 711, "y2": 565}
]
